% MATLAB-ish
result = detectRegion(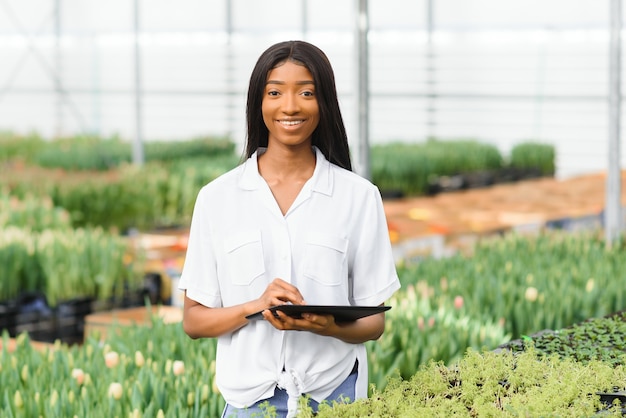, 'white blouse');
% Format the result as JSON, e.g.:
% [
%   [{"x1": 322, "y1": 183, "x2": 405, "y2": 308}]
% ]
[{"x1": 179, "y1": 146, "x2": 400, "y2": 412}]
